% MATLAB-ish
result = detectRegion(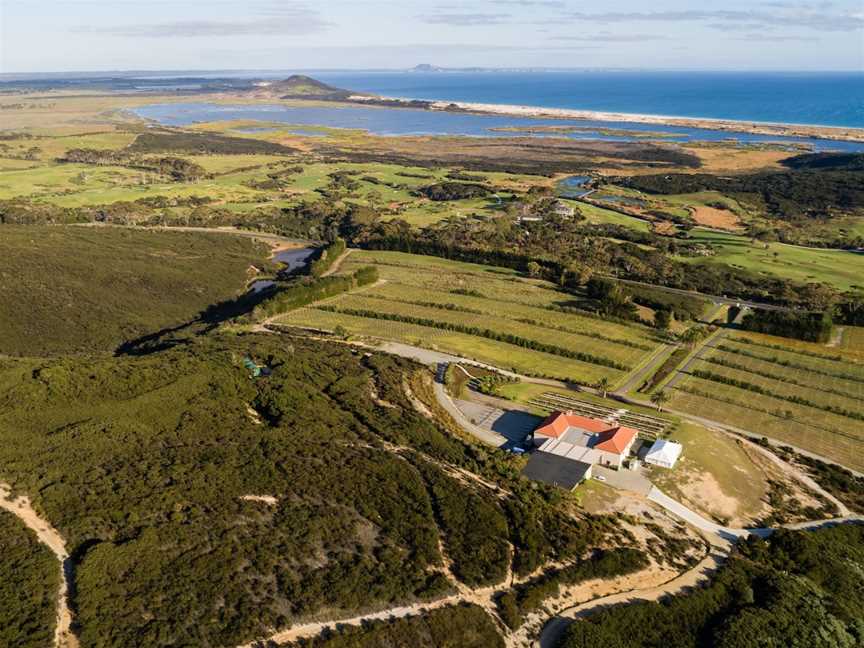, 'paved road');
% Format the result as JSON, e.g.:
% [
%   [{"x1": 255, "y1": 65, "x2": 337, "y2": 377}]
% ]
[
  {"x1": 612, "y1": 277, "x2": 793, "y2": 313},
  {"x1": 615, "y1": 342, "x2": 678, "y2": 395}
]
